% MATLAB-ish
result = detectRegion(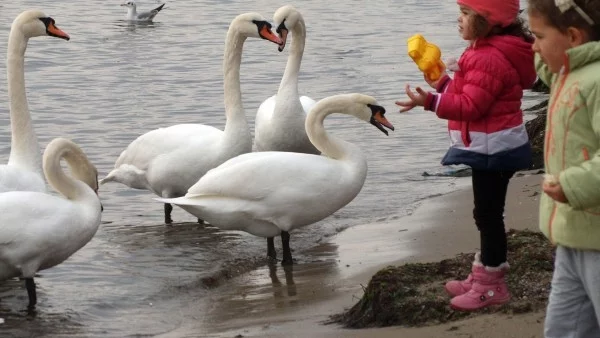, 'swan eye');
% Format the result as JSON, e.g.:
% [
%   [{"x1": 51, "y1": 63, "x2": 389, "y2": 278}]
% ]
[
  {"x1": 38, "y1": 17, "x2": 53, "y2": 28},
  {"x1": 252, "y1": 20, "x2": 272, "y2": 30},
  {"x1": 367, "y1": 104, "x2": 386, "y2": 115}
]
